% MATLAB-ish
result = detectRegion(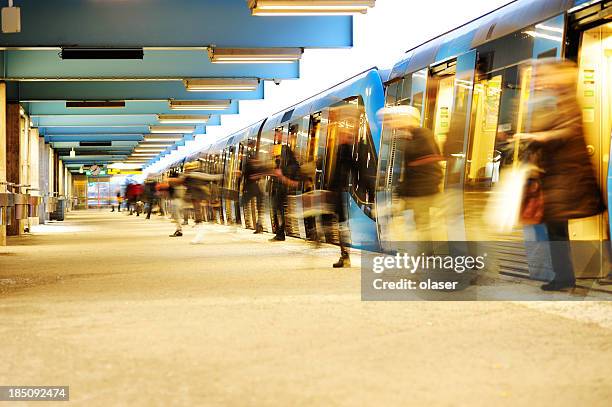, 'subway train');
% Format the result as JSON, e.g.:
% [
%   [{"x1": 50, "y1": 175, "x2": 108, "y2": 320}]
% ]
[{"x1": 161, "y1": 0, "x2": 612, "y2": 279}]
